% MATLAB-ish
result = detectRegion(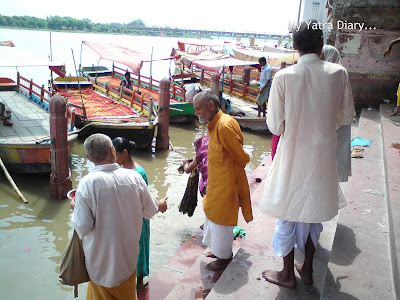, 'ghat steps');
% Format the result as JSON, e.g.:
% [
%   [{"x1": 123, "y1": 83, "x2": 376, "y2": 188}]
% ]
[{"x1": 138, "y1": 105, "x2": 399, "y2": 299}]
